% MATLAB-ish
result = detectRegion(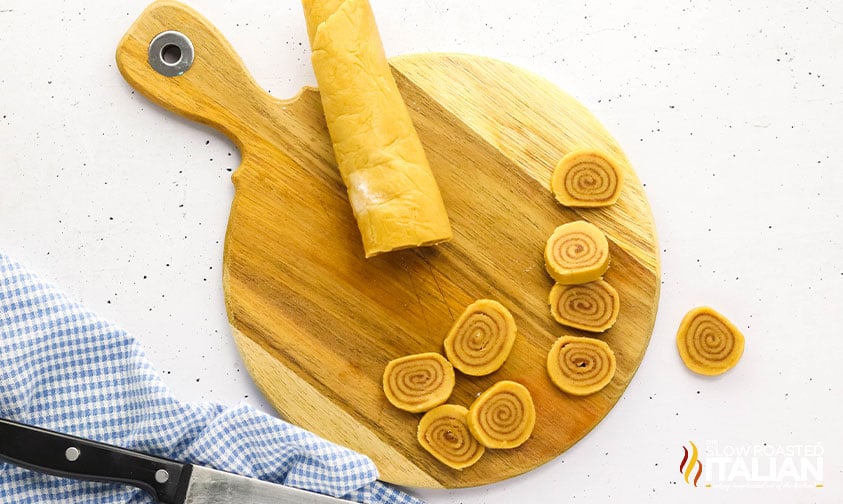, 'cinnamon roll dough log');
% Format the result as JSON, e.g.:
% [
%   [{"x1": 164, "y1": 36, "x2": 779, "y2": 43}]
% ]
[{"x1": 302, "y1": 0, "x2": 452, "y2": 257}]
